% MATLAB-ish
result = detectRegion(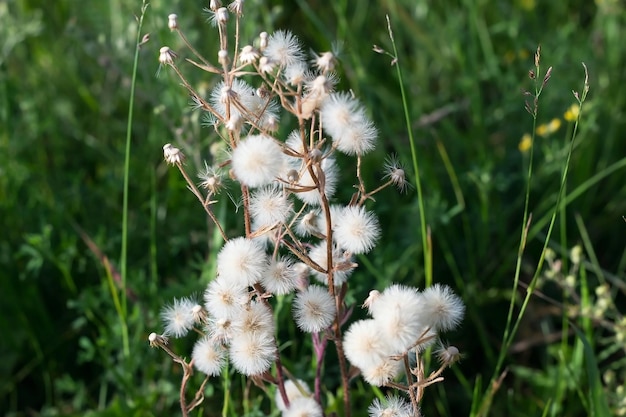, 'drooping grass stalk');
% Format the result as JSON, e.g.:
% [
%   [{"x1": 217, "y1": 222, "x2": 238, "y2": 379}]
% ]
[
  {"x1": 477, "y1": 59, "x2": 590, "y2": 417},
  {"x1": 385, "y1": 15, "x2": 433, "y2": 288},
  {"x1": 118, "y1": 0, "x2": 149, "y2": 358}
]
